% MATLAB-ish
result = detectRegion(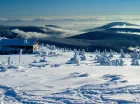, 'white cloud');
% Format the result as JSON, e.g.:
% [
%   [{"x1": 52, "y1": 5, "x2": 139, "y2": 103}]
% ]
[
  {"x1": 2, "y1": 15, "x2": 140, "y2": 22},
  {"x1": 46, "y1": 27, "x2": 82, "y2": 36},
  {"x1": 11, "y1": 29, "x2": 48, "y2": 39},
  {"x1": 1, "y1": 15, "x2": 137, "y2": 21},
  {"x1": 0, "y1": 18, "x2": 8, "y2": 21},
  {"x1": 111, "y1": 24, "x2": 140, "y2": 29},
  {"x1": 118, "y1": 31, "x2": 140, "y2": 35}
]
